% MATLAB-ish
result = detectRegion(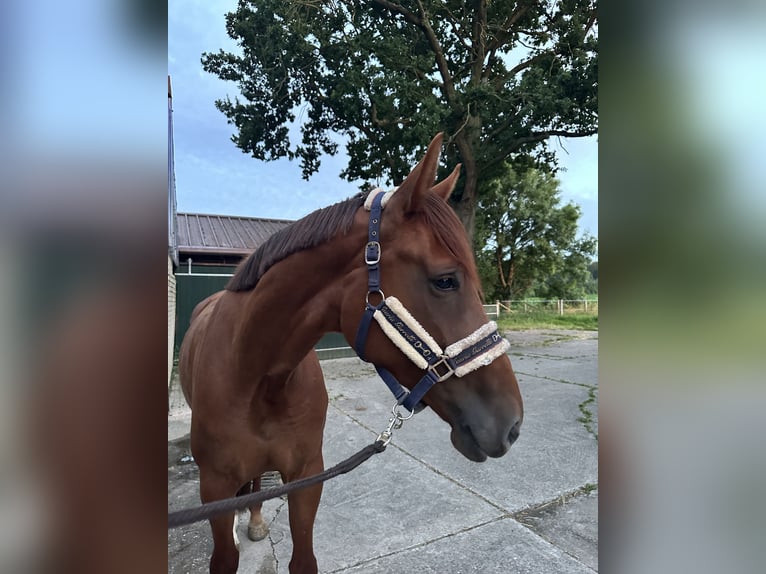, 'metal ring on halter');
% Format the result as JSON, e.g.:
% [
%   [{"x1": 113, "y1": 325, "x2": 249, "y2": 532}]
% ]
[
  {"x1": 365, "y1": 289, "x2": 385, "y2": 306},
  {"x1": 392, "y1": 403, "x2": 415, "y2": 421}
]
